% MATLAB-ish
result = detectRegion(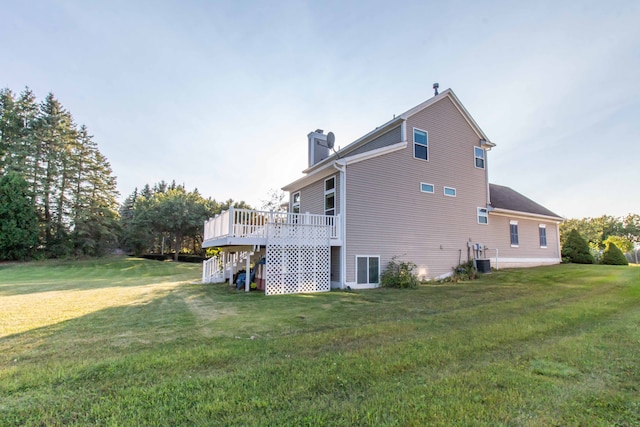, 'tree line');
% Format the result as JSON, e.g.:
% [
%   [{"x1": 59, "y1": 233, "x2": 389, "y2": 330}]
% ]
[
  {"x1": 559, "y1": 214, "x2": 640, "y2": 264},
  {"x1": 0, "y1": 87, "x2": 118, "y2": 259},
  {"x1": 119, "y1": 181, "x2": 251, "y2": 260}
]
